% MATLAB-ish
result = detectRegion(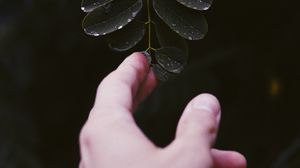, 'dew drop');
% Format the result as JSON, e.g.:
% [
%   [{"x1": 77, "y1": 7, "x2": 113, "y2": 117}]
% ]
[
  {"x1": 118, "y1": 25, "x2": 123, "y2": 29},
  {"x1": 132, "y1": 11, "x2": 138, "y2": 17},
  {"x1": 202, "y1": 6, "x2": 209, "y2": 10}
]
